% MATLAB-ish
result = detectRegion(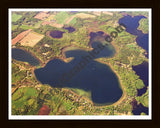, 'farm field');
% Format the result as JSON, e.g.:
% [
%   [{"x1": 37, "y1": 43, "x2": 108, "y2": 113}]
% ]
[
  {"x1": 54, "y1": 12, "x2": 70, "y2": 24},
  {"x1": 19, "y1": 24, "x2": 35, "y2": 30},
  {"x1": 20, "y1": 31, "x2": 44, "y2": 47},
  {"x1": 19, "y1": 21, "x2": 42, "y2": 30},
  {"x1": 39, "y1": 11, "x2": 83, "y2": 27},
  {"x1": 102, "y1": 11, "x2": 113, "y2": 16},
  {"x1": 12, "y1": 29, "x2": 32, "y2": 45},
  {"x1": 69, "y1": 17, "x2": 77, "y2": 24},
  {"x1": 12, "y1": 13, "x2": 22, "y2": 22},
  {"x1": 45, "y1": 14, "x2": 56, "y2": 21},
  {"x1": 34, "y1": 11, "x2": 50, "y2": 20},
  {"x1": 74, "y1": 13, "x2": 96, "y2": 19}
]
